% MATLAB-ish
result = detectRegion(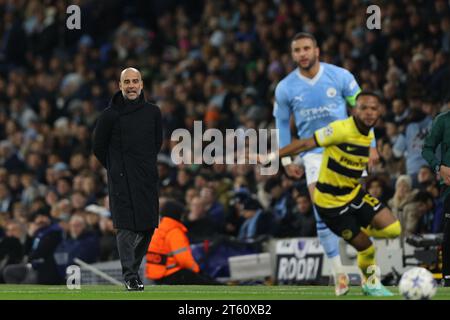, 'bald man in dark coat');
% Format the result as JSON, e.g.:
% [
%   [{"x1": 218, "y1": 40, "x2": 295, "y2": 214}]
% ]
[{"x1": 93, "y1": 68, "x2": 162, "y2": 291}]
